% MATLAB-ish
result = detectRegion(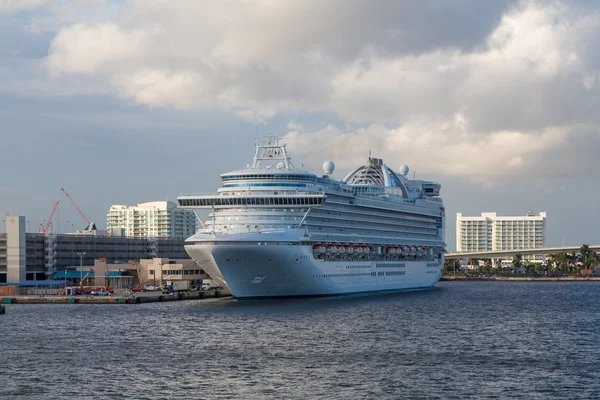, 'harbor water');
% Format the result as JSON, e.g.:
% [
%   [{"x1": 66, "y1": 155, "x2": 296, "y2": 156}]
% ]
[{"x1": 2, "y1": 281, "x2": 600, "y2": 399}]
